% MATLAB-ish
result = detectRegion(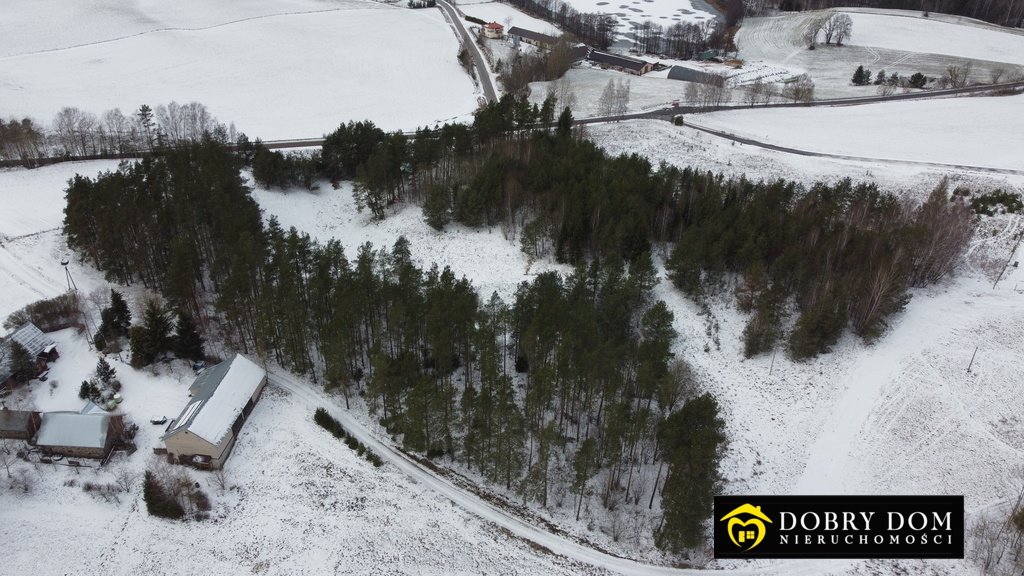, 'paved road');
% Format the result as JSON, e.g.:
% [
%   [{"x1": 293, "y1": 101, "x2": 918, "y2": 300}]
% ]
[{"x1": 437, "y1": 0, "x2": 497, "y2": 104}]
